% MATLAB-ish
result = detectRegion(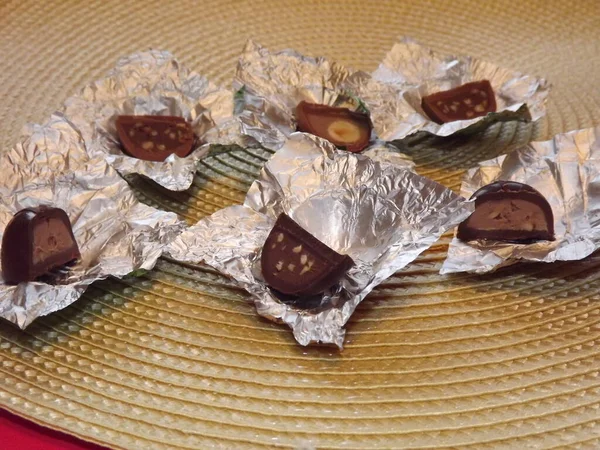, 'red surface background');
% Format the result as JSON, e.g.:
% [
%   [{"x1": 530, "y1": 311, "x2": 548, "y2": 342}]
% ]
[{"x1": 0, "y1": 408, "x2": 110, "y2": 450}]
